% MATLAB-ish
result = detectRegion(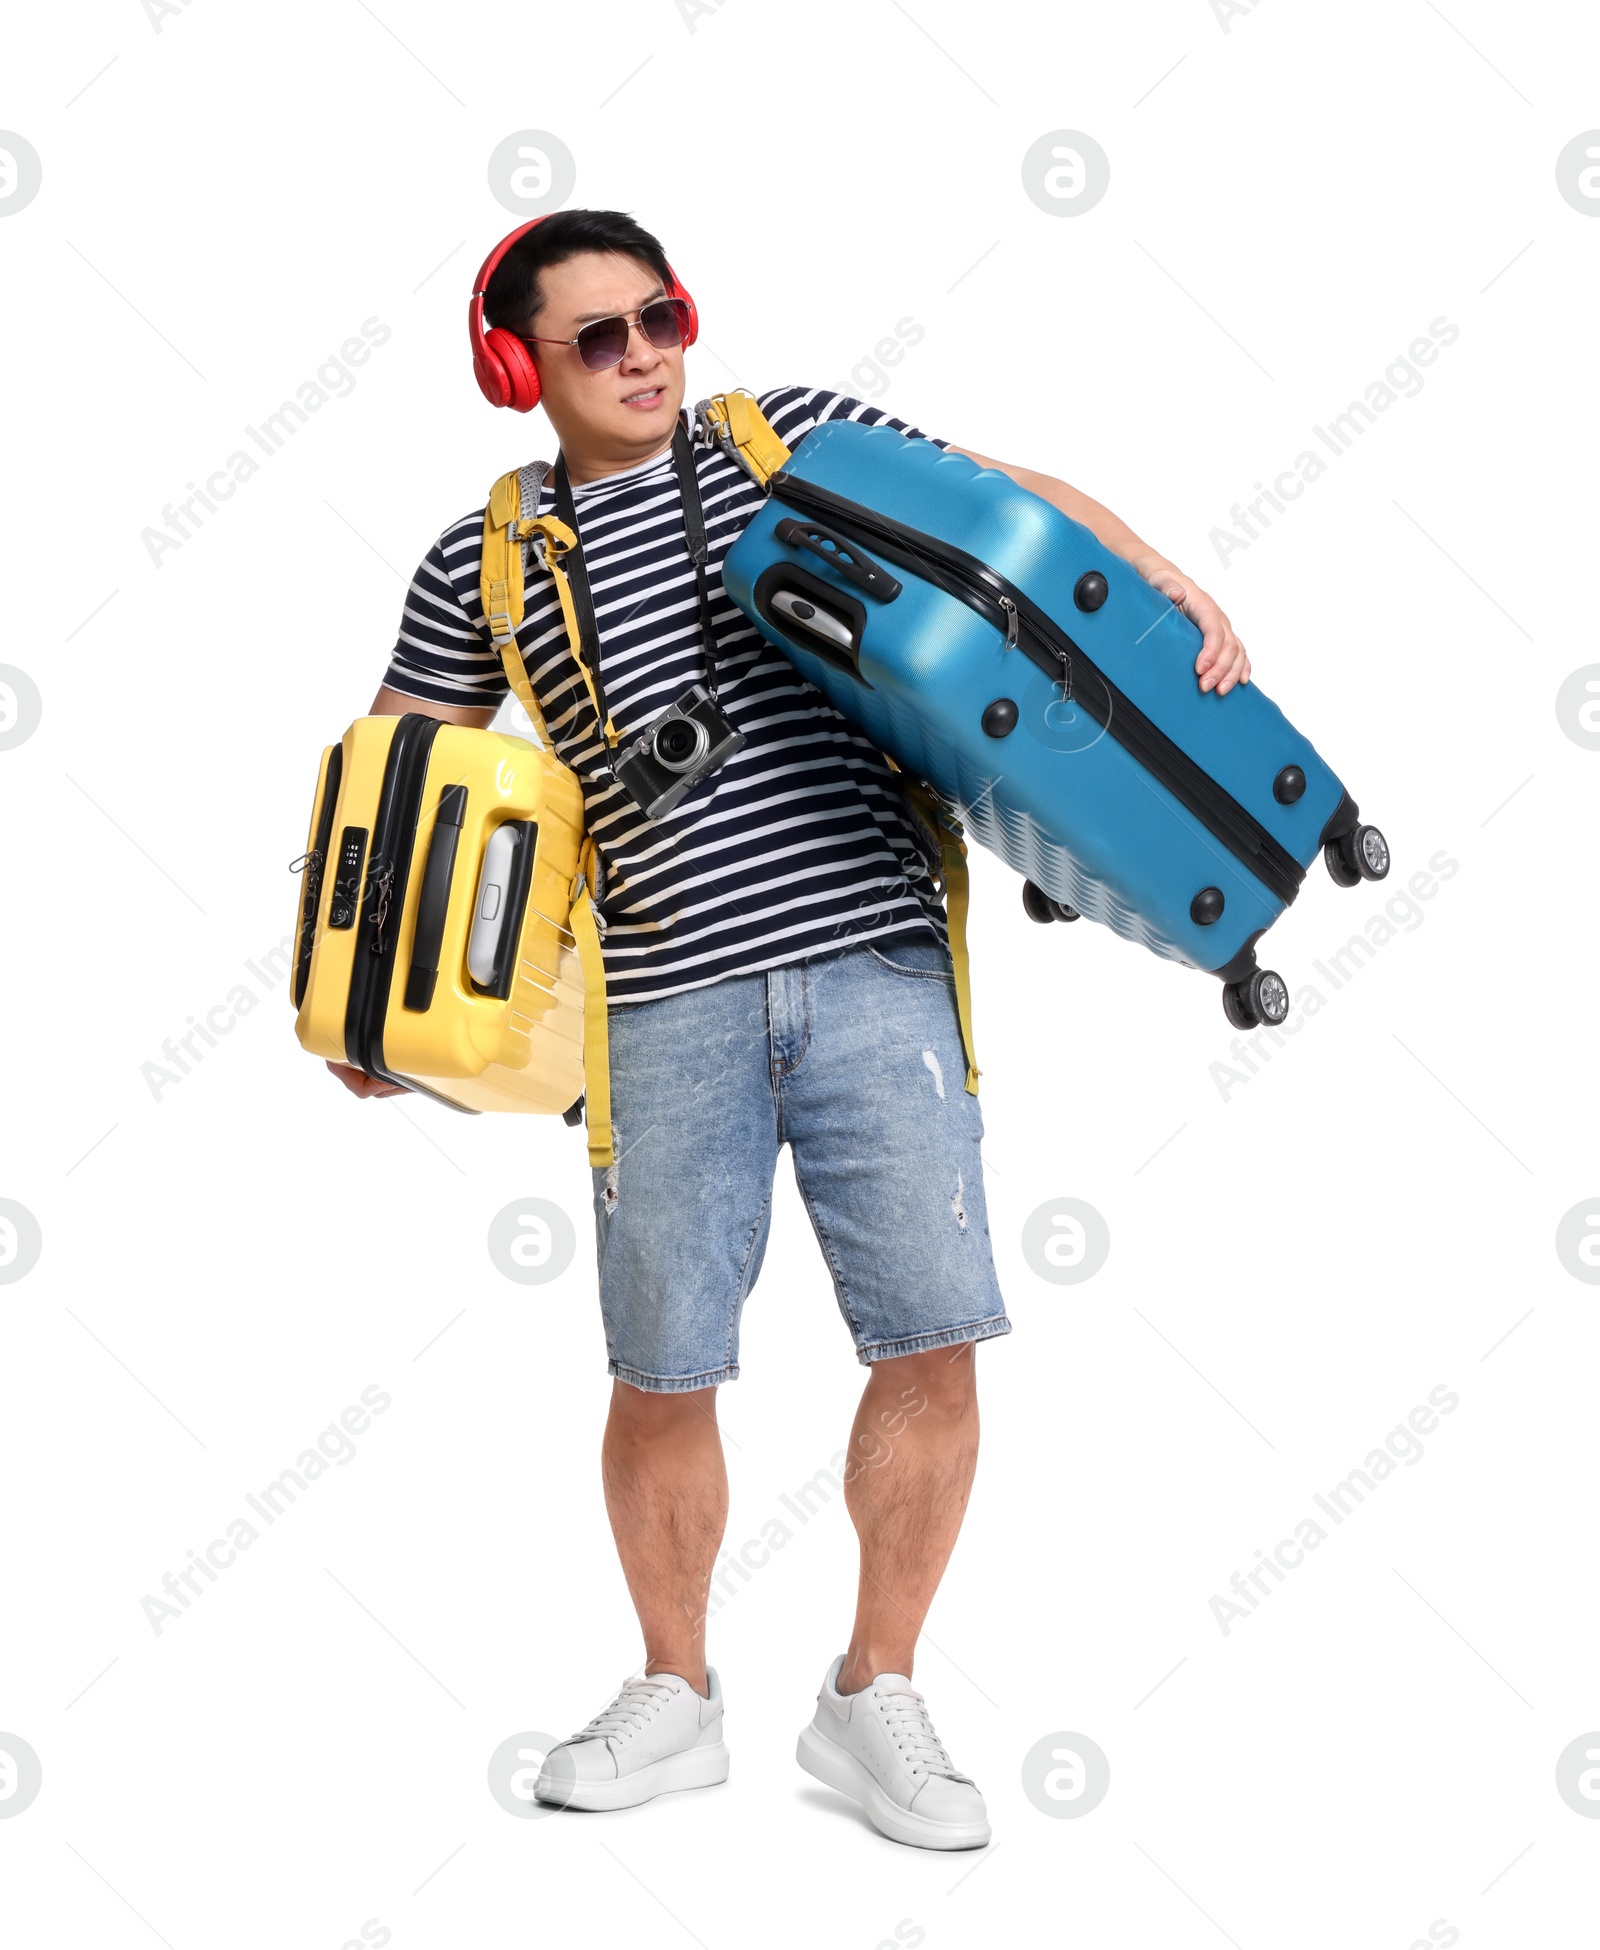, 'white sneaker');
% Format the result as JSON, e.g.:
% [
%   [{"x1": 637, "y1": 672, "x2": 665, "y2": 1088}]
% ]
[
  {"x1": 534, "y1": 1668, "x2": 729, "y2": 1811},
  {"x1": 796, "y1": 1654, "x2": 991, "y2": 1849}
]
